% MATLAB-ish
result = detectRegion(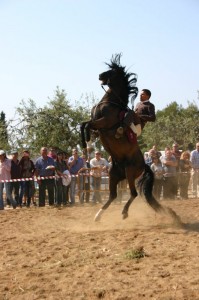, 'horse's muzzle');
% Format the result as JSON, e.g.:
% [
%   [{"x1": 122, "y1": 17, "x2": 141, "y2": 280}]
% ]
[{"x1": 99, "y1": 75, "x2": 107, "y2": 85}]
